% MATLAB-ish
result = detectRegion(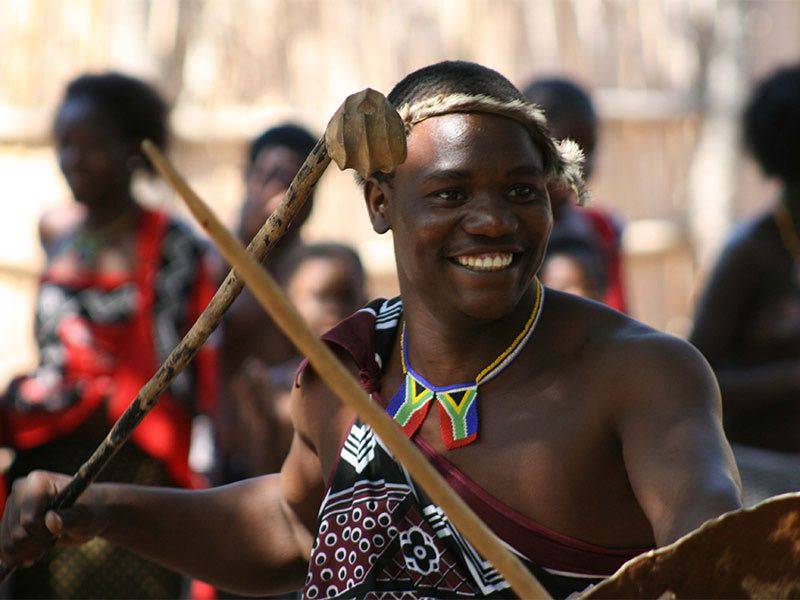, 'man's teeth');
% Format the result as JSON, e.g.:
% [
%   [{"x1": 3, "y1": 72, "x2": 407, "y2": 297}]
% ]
[{"x1": 455, "y1": 253, "x2": 514, "y2": 271}]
